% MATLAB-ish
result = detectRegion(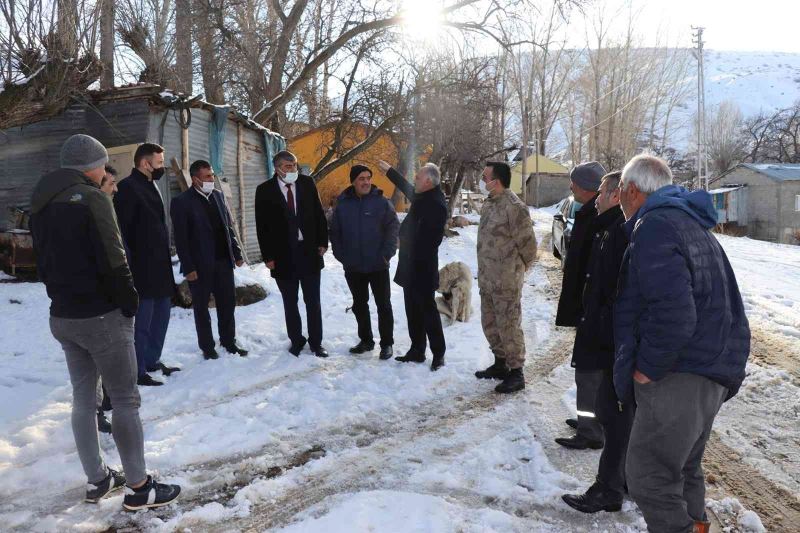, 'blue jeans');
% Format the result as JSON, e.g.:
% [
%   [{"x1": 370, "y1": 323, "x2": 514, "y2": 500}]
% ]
[{"x1": 134, "y1": 297, "x2": 171, "y2": 377}]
